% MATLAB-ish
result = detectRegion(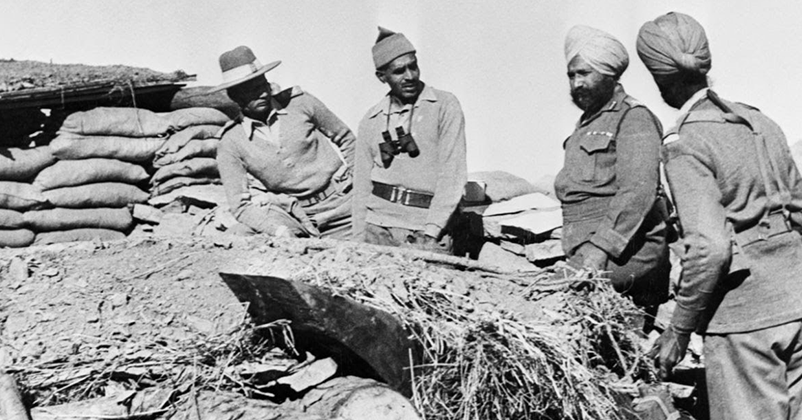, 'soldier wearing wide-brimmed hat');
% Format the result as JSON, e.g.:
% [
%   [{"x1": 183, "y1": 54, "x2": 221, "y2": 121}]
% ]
[
  {"x1": 352, "y1": 27, "x2": 467, "y2": 253},
  {"x1": 213, "y1": 46, "x2": 355, "y2": 239}
]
